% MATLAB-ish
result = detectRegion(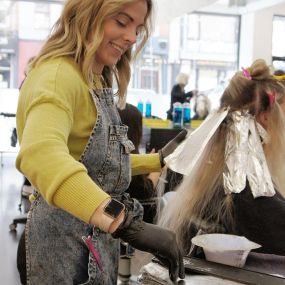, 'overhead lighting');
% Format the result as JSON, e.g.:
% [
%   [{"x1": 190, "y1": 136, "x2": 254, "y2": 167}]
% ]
[{"x1": 229, "y1": 0, "x2": 247, "y2": 7}]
